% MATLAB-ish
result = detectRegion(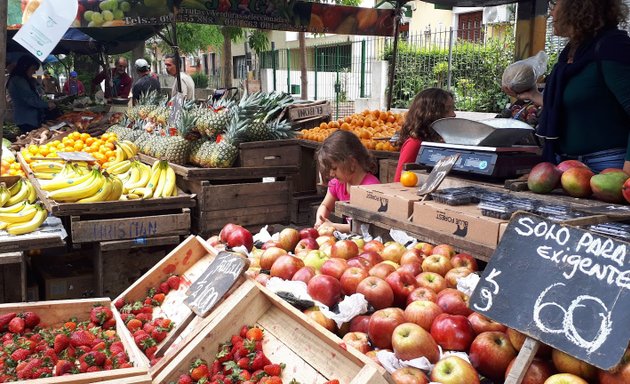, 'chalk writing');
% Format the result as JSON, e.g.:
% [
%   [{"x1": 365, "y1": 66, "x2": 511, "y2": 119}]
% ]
[{"x1": 472, "y1": 268, "x2": 501, "y2": 312}]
